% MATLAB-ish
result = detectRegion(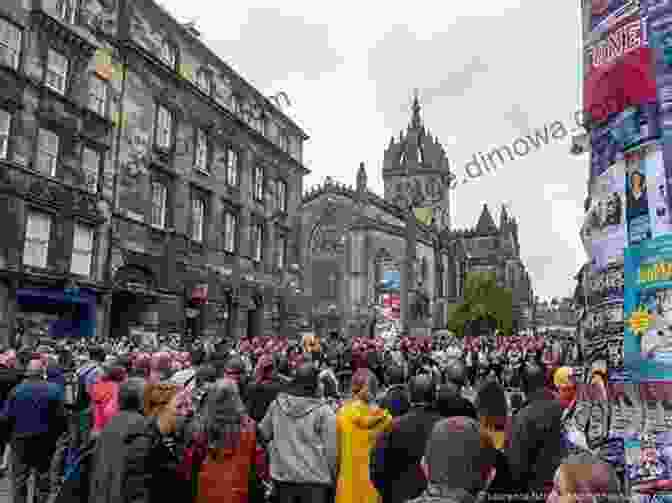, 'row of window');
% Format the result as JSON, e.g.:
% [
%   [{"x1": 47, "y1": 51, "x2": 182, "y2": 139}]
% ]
[
  {"x1": 23, "y1": 211, "x2": 94, "y2": 276},
  {"x1": 150, "y1": 180, "x2": 286, "y2": 266},
  {"x1": 0, "y1": 109, "x2": 101, "y2": 190}
]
